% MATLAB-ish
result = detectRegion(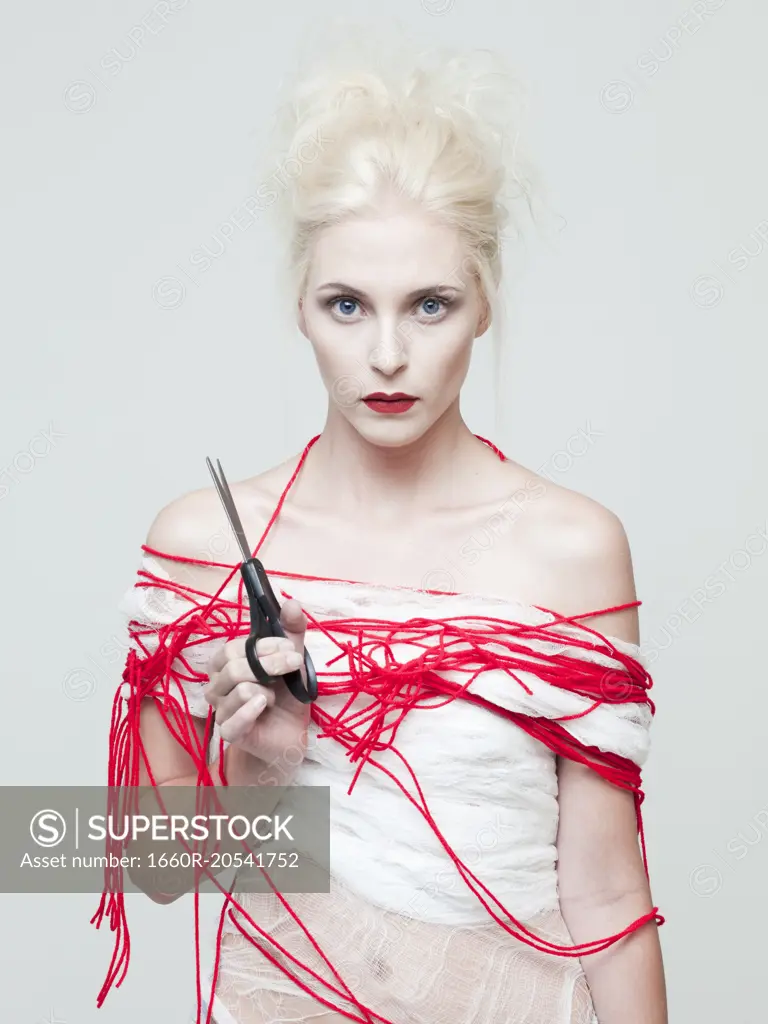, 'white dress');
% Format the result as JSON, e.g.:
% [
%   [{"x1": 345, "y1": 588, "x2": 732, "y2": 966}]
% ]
[{"x1": 119, "y1": 556, "x2": 653, "y2": 1024}]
